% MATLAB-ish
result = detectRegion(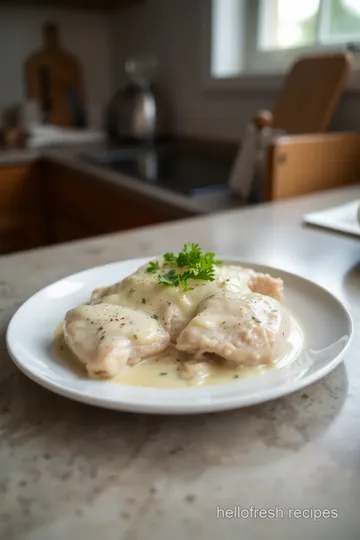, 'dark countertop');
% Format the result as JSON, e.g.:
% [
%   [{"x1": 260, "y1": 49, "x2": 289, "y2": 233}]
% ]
[{"x1": 0, "y1": 144, "x2": 244, "y2": 216}]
